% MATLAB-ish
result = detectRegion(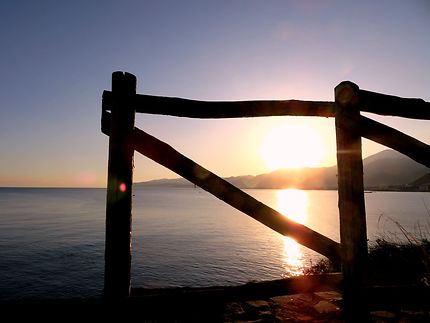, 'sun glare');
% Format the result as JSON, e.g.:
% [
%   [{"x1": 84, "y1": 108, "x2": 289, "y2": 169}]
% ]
[
  {"x1": 260, "y1": 123, "x2": 325, "y2": 171},
  {"x1": 277, "y1": 189, "x2": 308, "y2": 224},
  {"x1": 276, "y1": 189, "x2": 309, "y2": 276}
]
